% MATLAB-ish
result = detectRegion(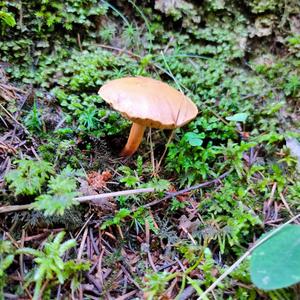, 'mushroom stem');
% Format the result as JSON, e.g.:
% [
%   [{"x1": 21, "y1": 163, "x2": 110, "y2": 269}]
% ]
[{"x1": 121, "y1": 123, "x2": 146, "y2": 156}]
